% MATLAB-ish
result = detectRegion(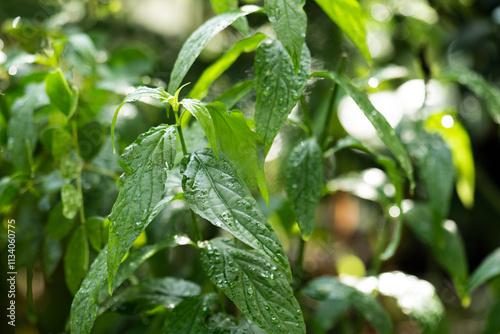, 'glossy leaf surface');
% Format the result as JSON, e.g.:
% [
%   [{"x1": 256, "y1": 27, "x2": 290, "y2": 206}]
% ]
[{"x1": 180, "y1": 98, "x2": 218, "y2": 158}]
